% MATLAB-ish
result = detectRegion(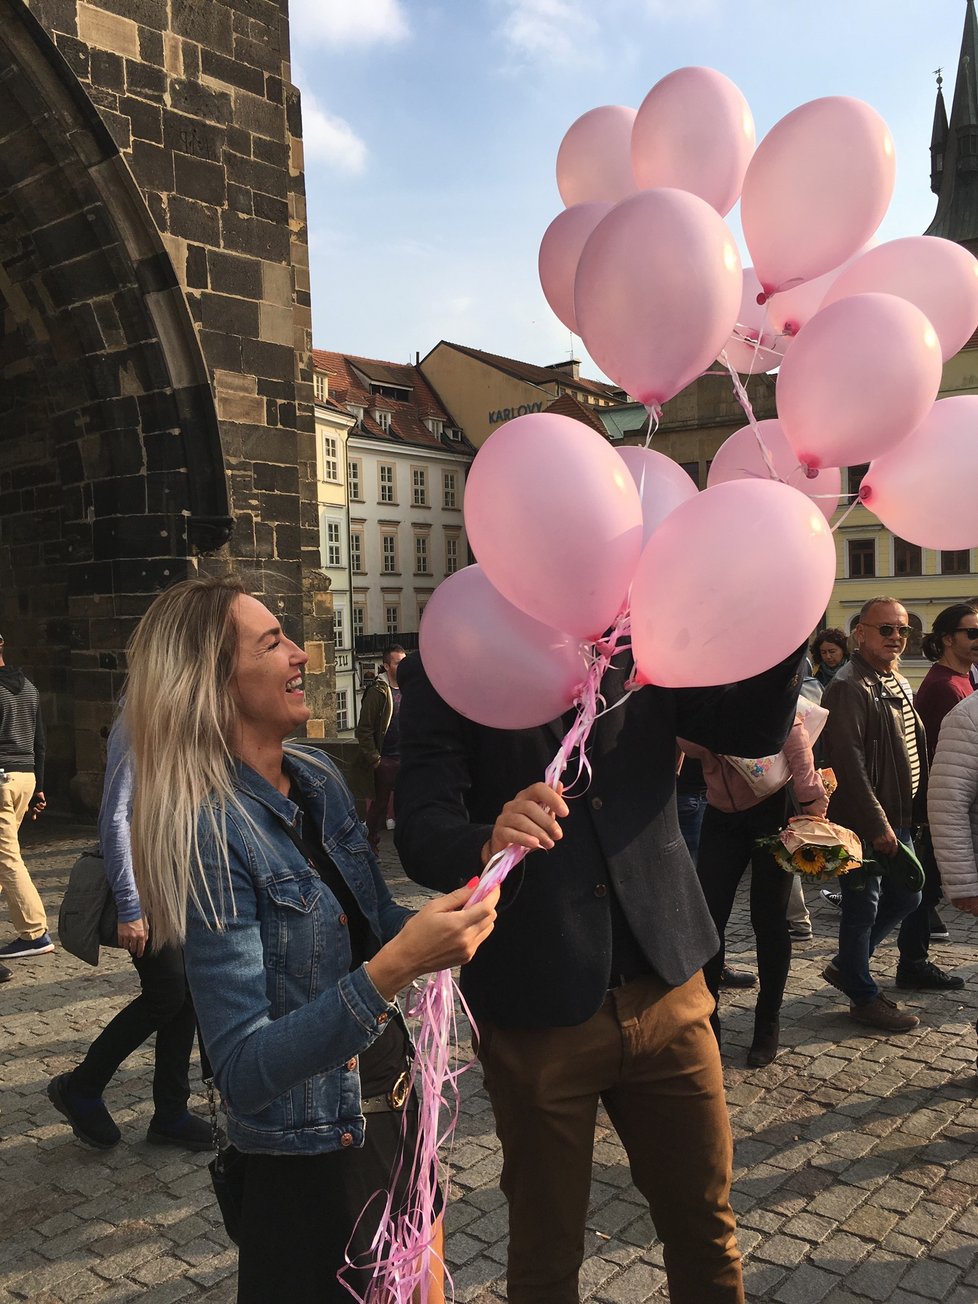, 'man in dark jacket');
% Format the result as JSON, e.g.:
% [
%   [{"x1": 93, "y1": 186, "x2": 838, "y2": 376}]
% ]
[
  {"x1": 820, "y1": 597, "x2": 937, "y2": 1033},
  {"x1": 395, "y1": 645, "x2": 805, "y2": 1304},
  {"x1": 0, "y1": 634, "x2": 51, "y2": 967}
]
